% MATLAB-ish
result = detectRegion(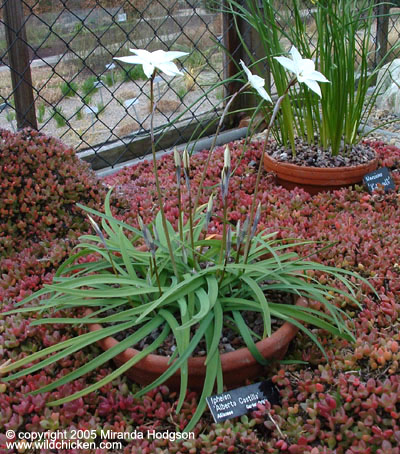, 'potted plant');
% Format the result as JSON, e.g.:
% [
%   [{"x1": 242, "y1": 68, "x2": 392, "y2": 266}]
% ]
[
  {"x1": 227, "y1": 0, "x2": 394, "y2": 193},
  {"x1": 1, "y1": 49, "x2": 374, "y2": 432}
]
